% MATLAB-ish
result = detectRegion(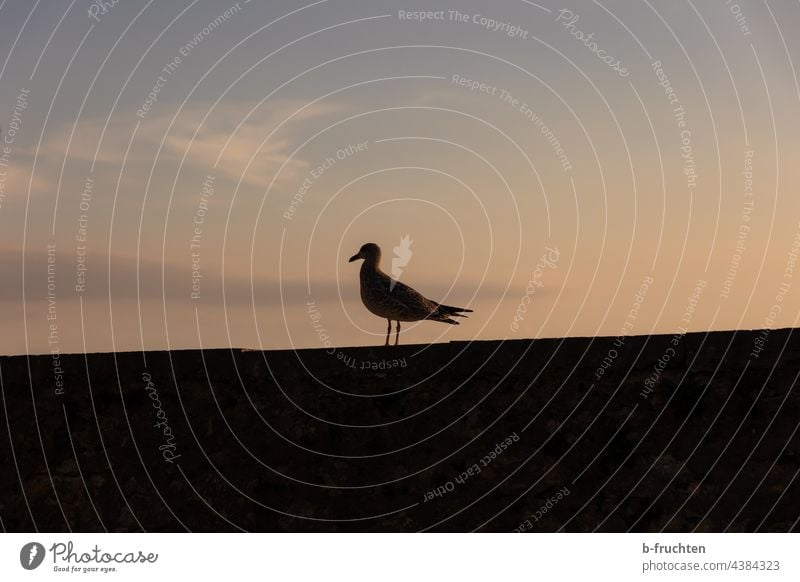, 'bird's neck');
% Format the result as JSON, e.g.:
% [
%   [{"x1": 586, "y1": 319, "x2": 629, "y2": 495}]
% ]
[{"x1": 360, "y1": 257, "x2": 381, "y2": 274}]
